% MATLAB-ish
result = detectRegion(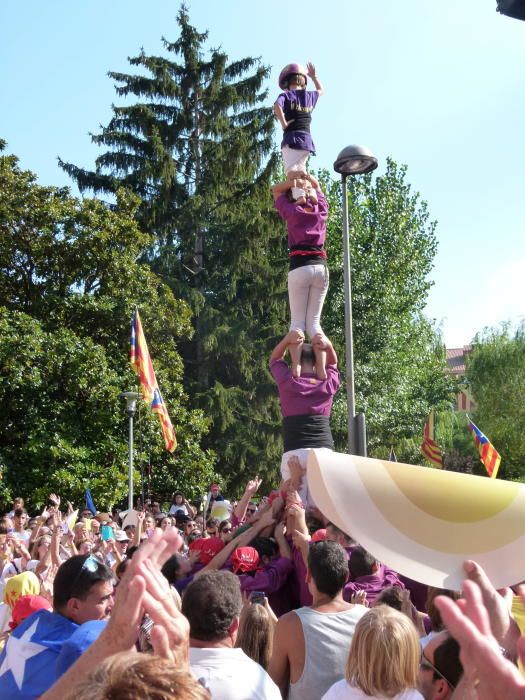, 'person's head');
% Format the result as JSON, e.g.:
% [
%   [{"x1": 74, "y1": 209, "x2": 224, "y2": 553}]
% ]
[
  {"x1": 426, "y1": 587, "x2": 460, "y2": 632},
  {"x1": 151, "y1": 502, "x2": 161, "y2": 515},
  {"x1": 53, "y1": 554, "x2": 115, "y2": 624},
  {"x1": 81, "y1": 509, "x2": 94, "y2": 520},
  {"x1": 172, "y1": 491, "x2": 184, "y2": 505},
  {"x1": 182, "y1": 570, "x2": 242, "y2": 645},
  {"x1": 12, "y1": 497, "x2": 25, "y2": 510},
  {"x1": 183, "y1": 520, "x2": 199, "y2": 539},
  {"x1": 251, "y1": 536, "x2": 278, "y2": 565},
  {"x1": 144, "y1": 514, "x2": 156, "y2": 530},
  {"x1": 123, "y1": 524, "x2": 135, "y2": 539},
  {"x1": 348, "y1": 546, "x2": 379, "y2": 580},
  {"x1": 218, "y1": 519, "x2": 233, "y2": 543},
  {"x1": 235, "y1": 602, "x2": 273, "y2": 670},
  {"x1": 374, "y1": 585, "x2": 405, "y2": 611},
  {"x1": 195, "y1": 514, "x2": 205, "y2": 530},
  {"x1": 114, "y1": 530, "x2": 130, "y2": 553},
  {"x1": 246, "y1": 502, "x2": 258, "y2": 518},
  {"x1": 347, "y1": 605, "x2": 420, "y2": 697},
  {"x1": 161, "y1": 554, "x2": 190, "y2": 585},
  {"x1": 206, "y1": 517, "x2": 220, "y2": 537},
  {"x1": 210, "y1": 484, "x2": 220, "y2": 497},
  {"x1": 90, "y1": 519, "x2": 101, "y2": 534},
  {"x1": 278, "y1": 64, "x2": 308, "y2": 91},
  {"x1": 160, "y1": 516, "x2": 174, "y2": 530},
  {"x1": 73, "y1": 651, "x2": 210, "y2": 700},
  {"x1": 13, "y1": 508, "x2": 28, "y2": 530},
  {"x1": 326, "y1": 522, "x2": 354, "y2": 547},
  {"x1": 307, "y1": 541, "x2": 348, "y2": 598},
  {"x1": 418, "y1": 632, "x2": 462, "y2": 700},
  {"x1": 300, "y1": 343, "x2": 315, "y2": 373},
  {"x1": 31, "y1": 534, "x2": 52, "y2": 561},
  {"x1": 77, "y1": 539, "x2": 94, "y2": 555}
]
